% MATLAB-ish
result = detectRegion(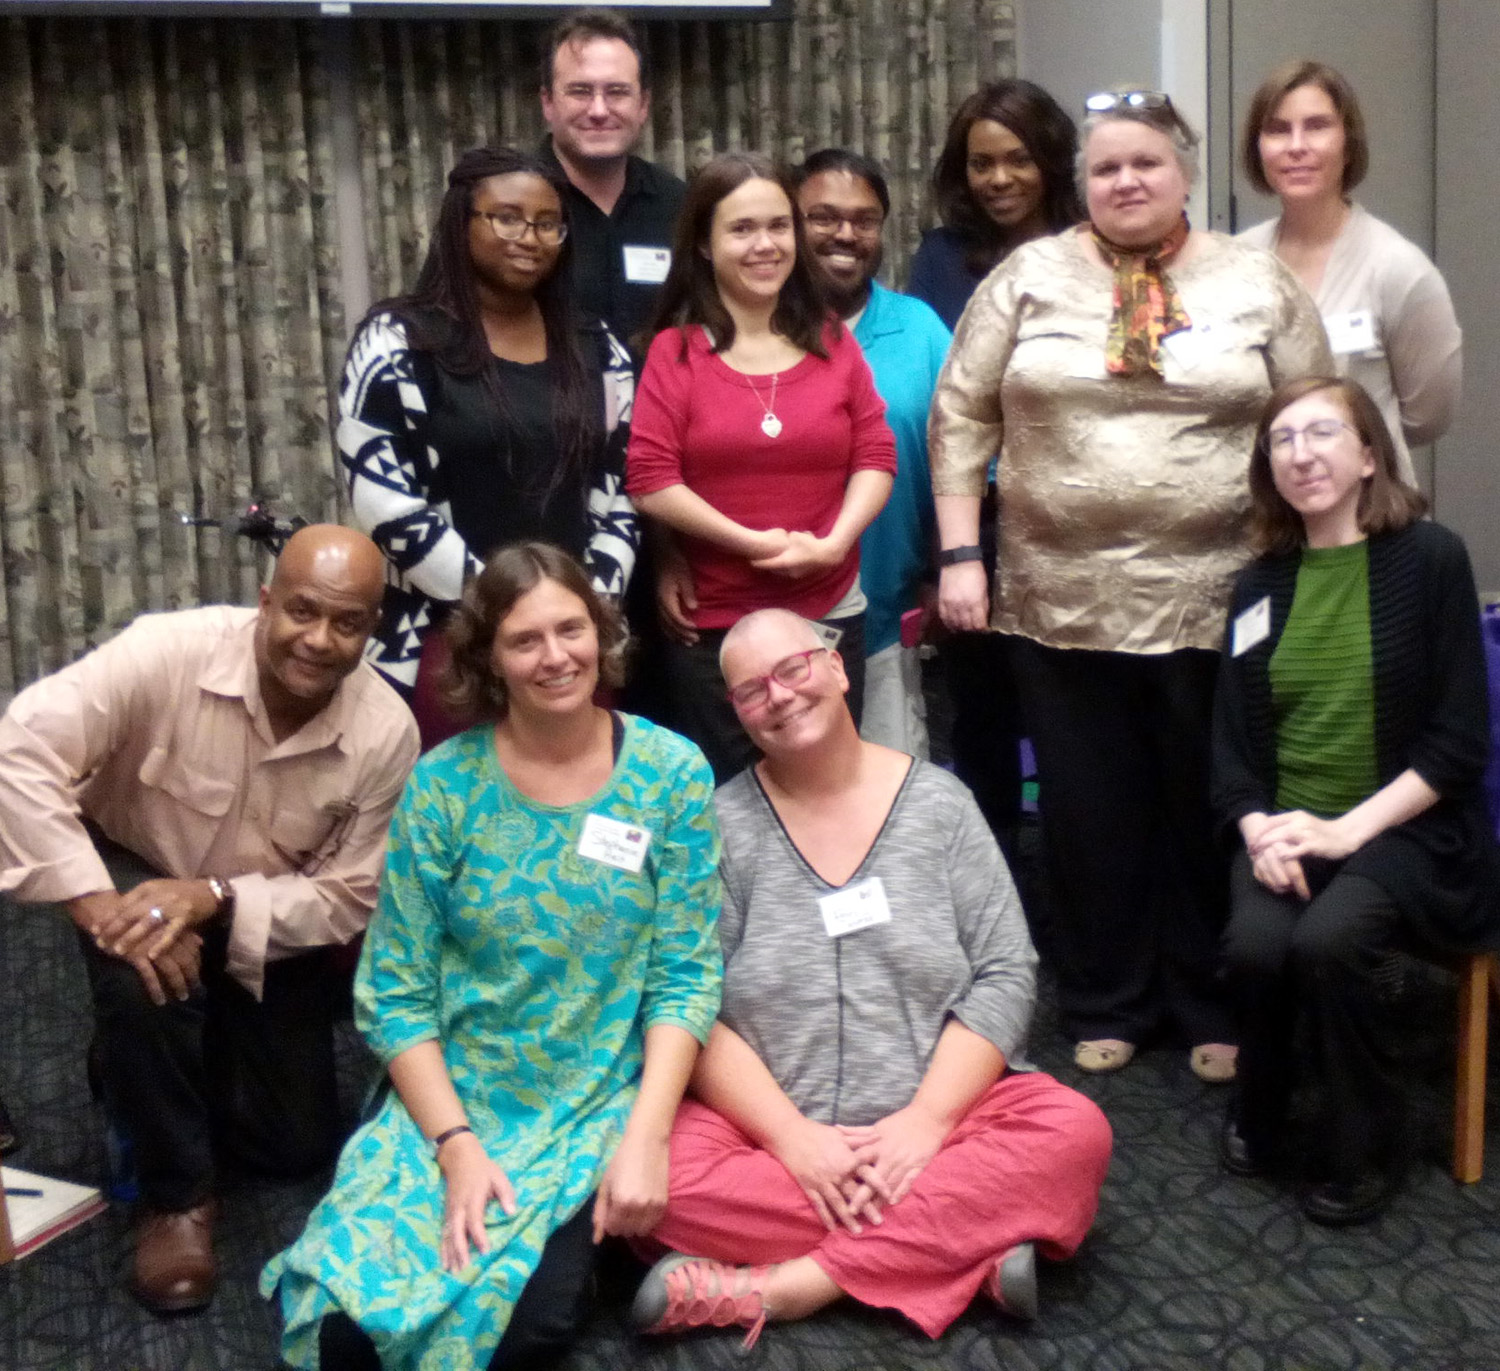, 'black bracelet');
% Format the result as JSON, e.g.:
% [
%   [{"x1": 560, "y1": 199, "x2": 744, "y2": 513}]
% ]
[
  {"x1": 939, "y1": 544, "x2": 984, "y2": 567},
  {"x1": 205, "y1": 875, "x2": 235, "y2": 922},
  {"x1": 431, "y1": 1124, "x2": 473, "y2": 1152}
]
